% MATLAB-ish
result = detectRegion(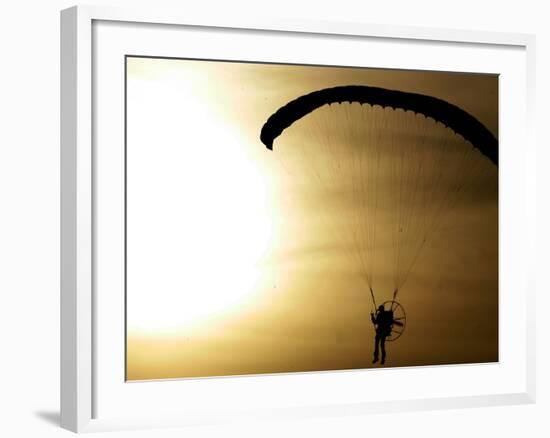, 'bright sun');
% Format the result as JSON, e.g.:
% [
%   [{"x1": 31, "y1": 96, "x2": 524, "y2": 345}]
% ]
[{"x1": 126, "y1": 63, "x2": 273, "y2": 335}]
